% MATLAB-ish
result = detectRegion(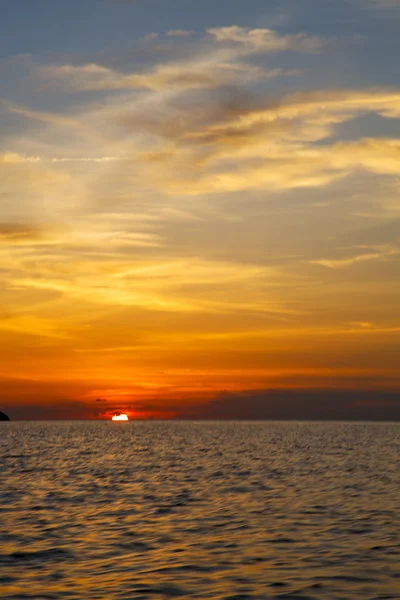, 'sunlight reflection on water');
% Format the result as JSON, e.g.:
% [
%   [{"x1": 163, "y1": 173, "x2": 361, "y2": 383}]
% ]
[{"x1": 1, "y1": 421, "x2": 399, "y2": 599}]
